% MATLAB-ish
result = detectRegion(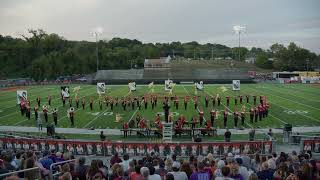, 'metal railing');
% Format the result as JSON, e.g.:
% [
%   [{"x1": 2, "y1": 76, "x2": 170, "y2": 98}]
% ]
[
  {"x1": 49, "y1": 159, "x2": 76, "y2": 180},
  {"x1": 0, "y1": 167, "x2": 40, "y2": 178}
]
